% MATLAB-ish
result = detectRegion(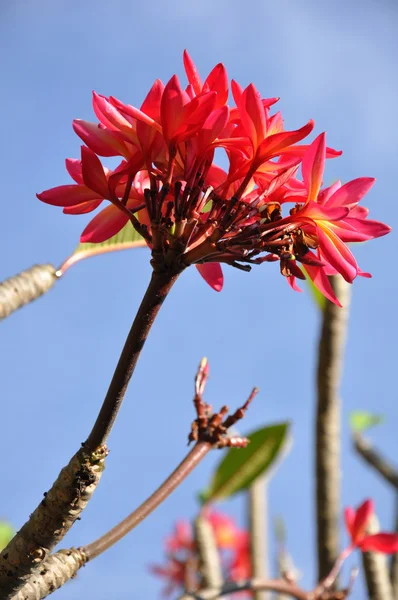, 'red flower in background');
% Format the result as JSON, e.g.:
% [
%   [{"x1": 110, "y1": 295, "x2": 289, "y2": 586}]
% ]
[
  {"x1": 37, "y1": 51, "x2": 390, "y2": 303},
  {"x1": 150, "y1": 511, "x2": 251, "y2": 597},
  {"x1": 344, "y1": 499, "x2": 398, "y2": 554}
]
